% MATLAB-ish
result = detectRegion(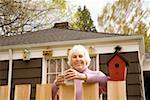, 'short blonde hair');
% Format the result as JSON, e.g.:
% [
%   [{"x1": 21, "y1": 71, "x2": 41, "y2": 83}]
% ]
[{"x1": 67, "y1": 45, "x2": 91, "y2": 67}]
